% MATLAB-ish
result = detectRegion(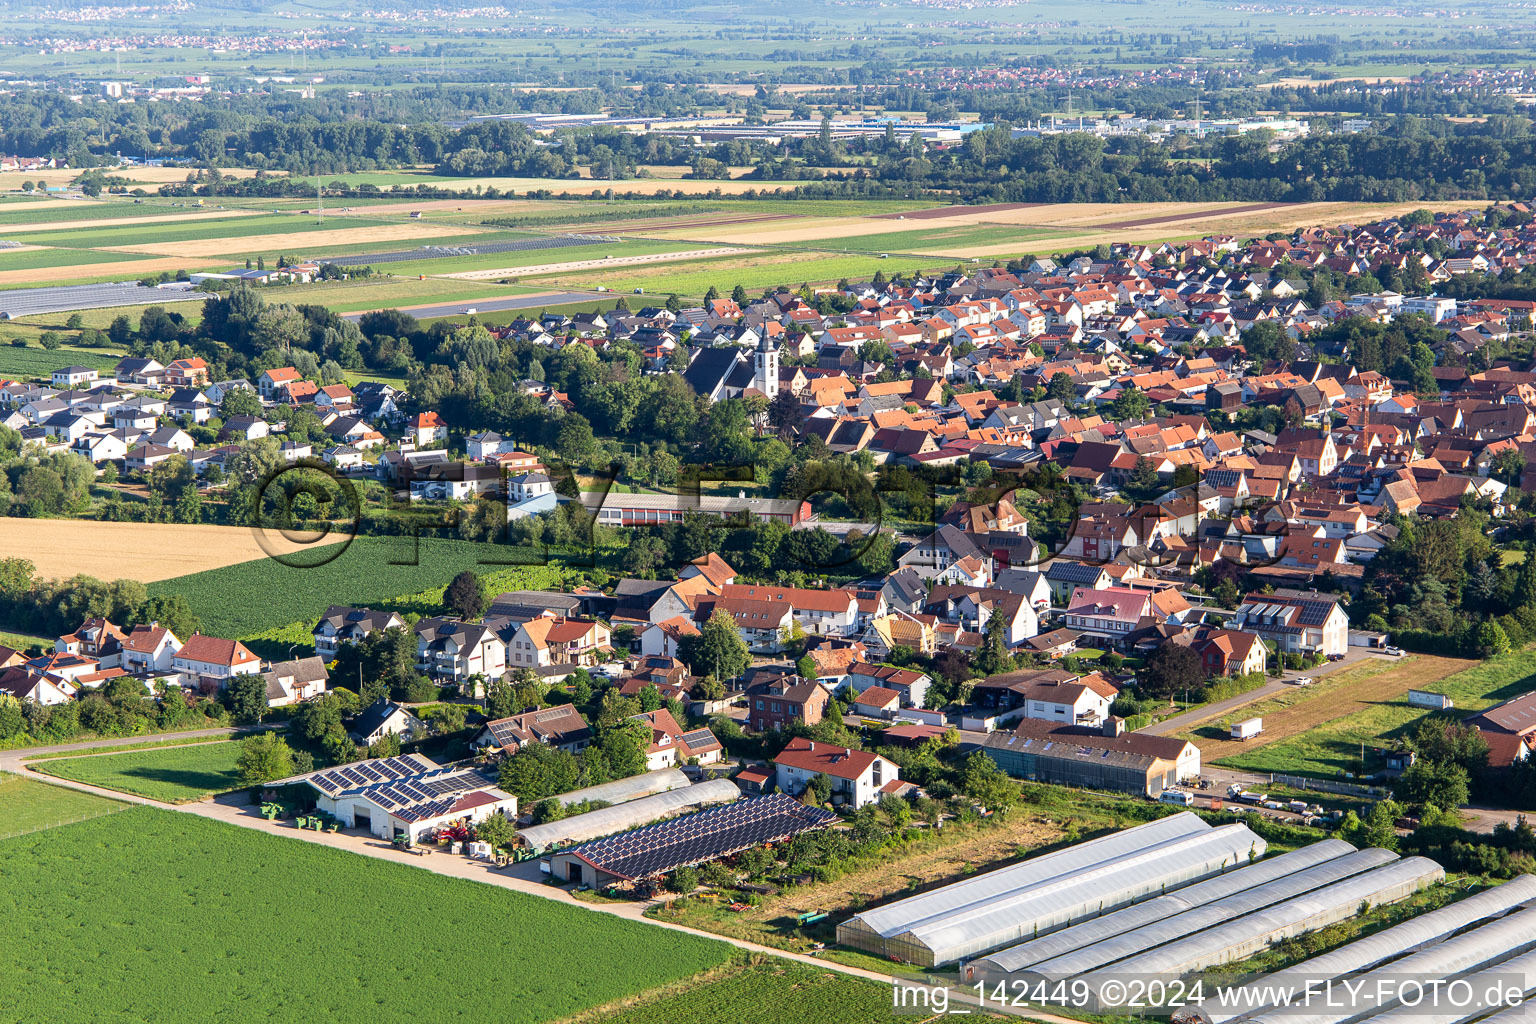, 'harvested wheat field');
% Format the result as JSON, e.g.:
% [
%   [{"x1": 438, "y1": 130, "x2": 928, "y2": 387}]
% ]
[
  {"x1": 1185, "y1": 654, "x2": 1474, "y2": 764},
  {"x1": 113, "y1": 221, "x2": 479, "y2": 258},
  {"x1": 0, "y1": 256, "x2": 208, "y2": 287},
  {"x1": 327, "y1": 198, "x2": 546, "y2": 217},
  {"x1": 0, "y1": 167, "x2": 261, "y2": 192},
  {"x1": 1, "y1": 519, "x2": 346, "y2": 583}
]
